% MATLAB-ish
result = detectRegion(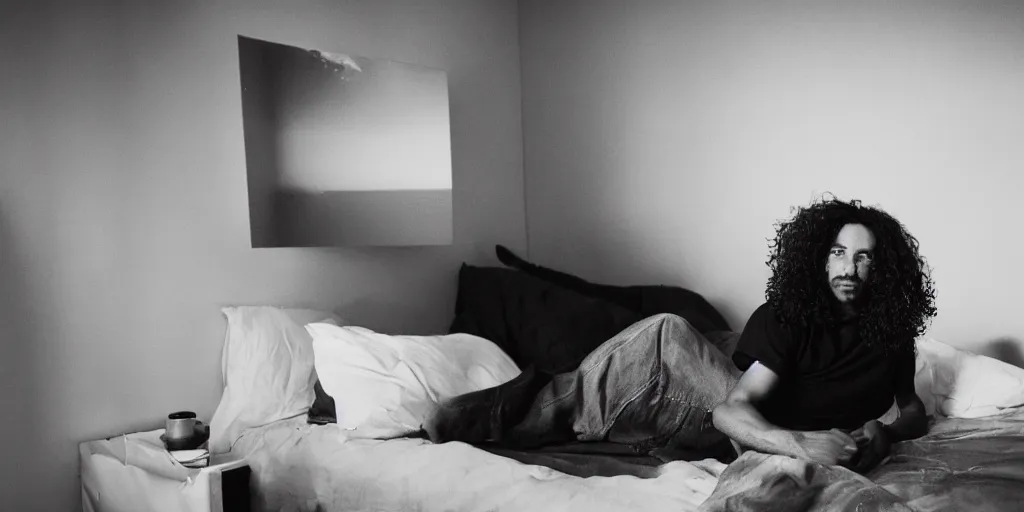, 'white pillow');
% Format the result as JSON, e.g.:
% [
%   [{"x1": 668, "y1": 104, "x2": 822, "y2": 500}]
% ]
[
  {"x1": 307, "y1": 323, "x2": 521, "y2": 439},
  {"x1": 913, "y1": 337, "x2": 1024, "y2": 418},
  {"x1": 209, "y1": 306, "x2": 343, "y2": 453}
]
